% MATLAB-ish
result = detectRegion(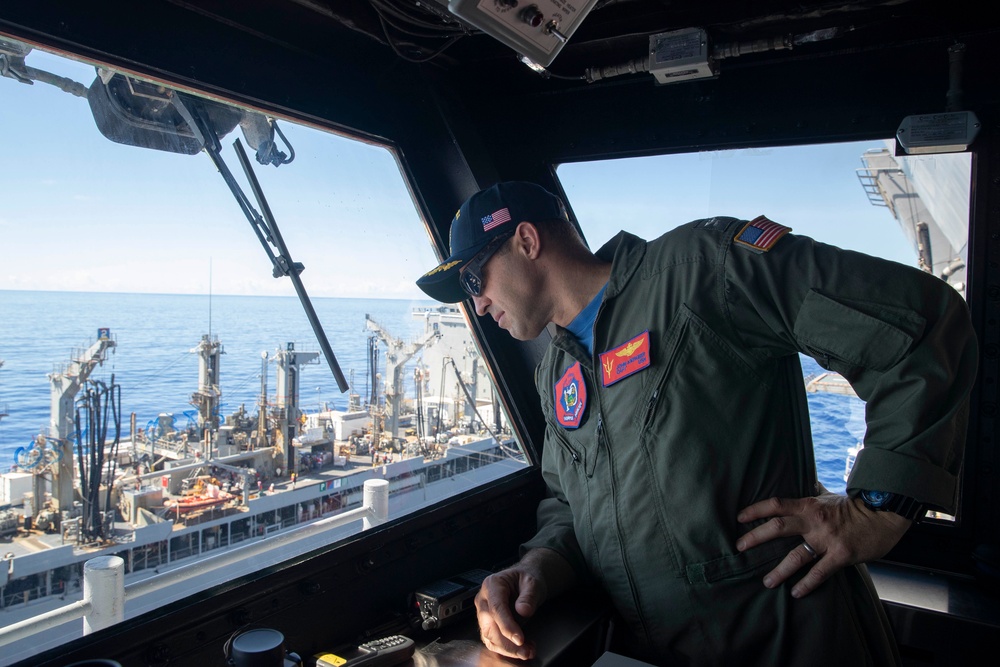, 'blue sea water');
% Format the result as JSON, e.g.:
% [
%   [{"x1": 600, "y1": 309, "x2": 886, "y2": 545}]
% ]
[
  {"x1": 0, "y1": 290, "x2": 859, "y2": 494},
  {"x1": 0, "y1": 289, "x2": 433, "y2": 456},
  {"x1": 801, "y1": 363, "x2": 865, "y2": 495}
]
